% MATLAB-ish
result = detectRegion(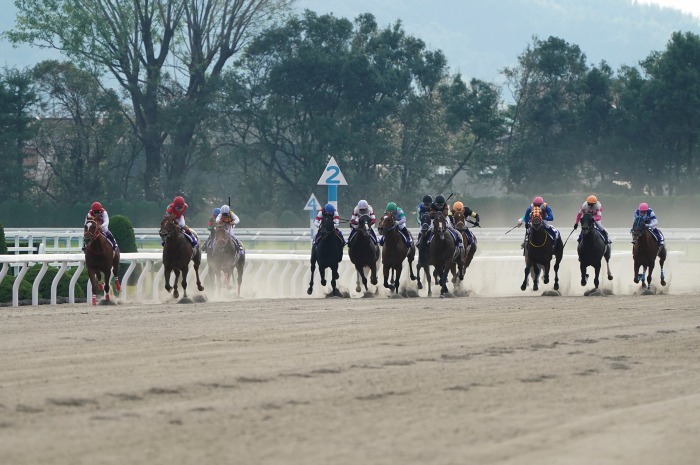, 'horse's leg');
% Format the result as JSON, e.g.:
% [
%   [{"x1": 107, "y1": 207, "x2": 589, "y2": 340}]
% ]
[
  {"x1": 439, "y1": 266, "x2": 449, "y2": 295},
  {"x1": 394, "y1": 265, "x2": 402, "y2": 294},
  {"x1": 320, "y1": 264, "x2": 328, "y2": 287},
  {"x1": 521, "y1": 262, "x2": 531, "y2": 291},
  {"x1": 355, "y1": 268, "x2": 362, "y2": 293},
  {"x1": 181, "y1": 267, "x2": 189, "y2": 299},
  {"x1": 383, "y1": 263, "x2": 393, "y2": 290},
  {"x1": 646, "y1": 262, "x2": 654, "y2": 291},
  {"x1": 172, "y1": 269, "x2": 180, "y2": 299},
  {"x1": 553, "y1": 252, "x2": 562, "y2": 291},
  {"x1": 543, "y1": 261, "x2": 551, "y2": 285},
  {"x1": 88, "y1": 269, "x2": 98, "y2": 305},
  {"x1": 164, "y1": 267, "x2": 173, "y2": 294},
  {"x1": 633, "y1": 259, "x2": 642, "y2": 284},
  {"x1": 112, "y1": 256, "x2": 121, "y2": 293},
  {"x1": 237, "y1": 261, "x2": 244, "y2": 297},
  {"x1": 370, "y1": 260, "x2": 378, "y2": 287},
  {"x1": 425, "y1": 266, "x2": 432, "y2": 297},
  {"x1": 605, "y1": 247, "x2": 613, "y2": 281},
  {"x1": 193, "y1": 251, "x2": 204, "y2": 292},
  {"x1": 532, "y1": 265, "x2": 540, "y2": 292},
  {"x1": 331, "y1": 264, "x2": 340, "y2": 296},
  {"x1": 658, "y1": 246, "x2": 667, "y2": 286},
  {"x1": 580, "y1": 263, "x2": 588, "y2": 287},
  {"x1": 307, "y1": 256, "x2": 316, "y2": 295},
  {"x1": 104, "y1": 269, "x2": 111, "y2": 301},
  {"x1": 593, "y1": 264, "x2": 601, "y2": 289}
]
